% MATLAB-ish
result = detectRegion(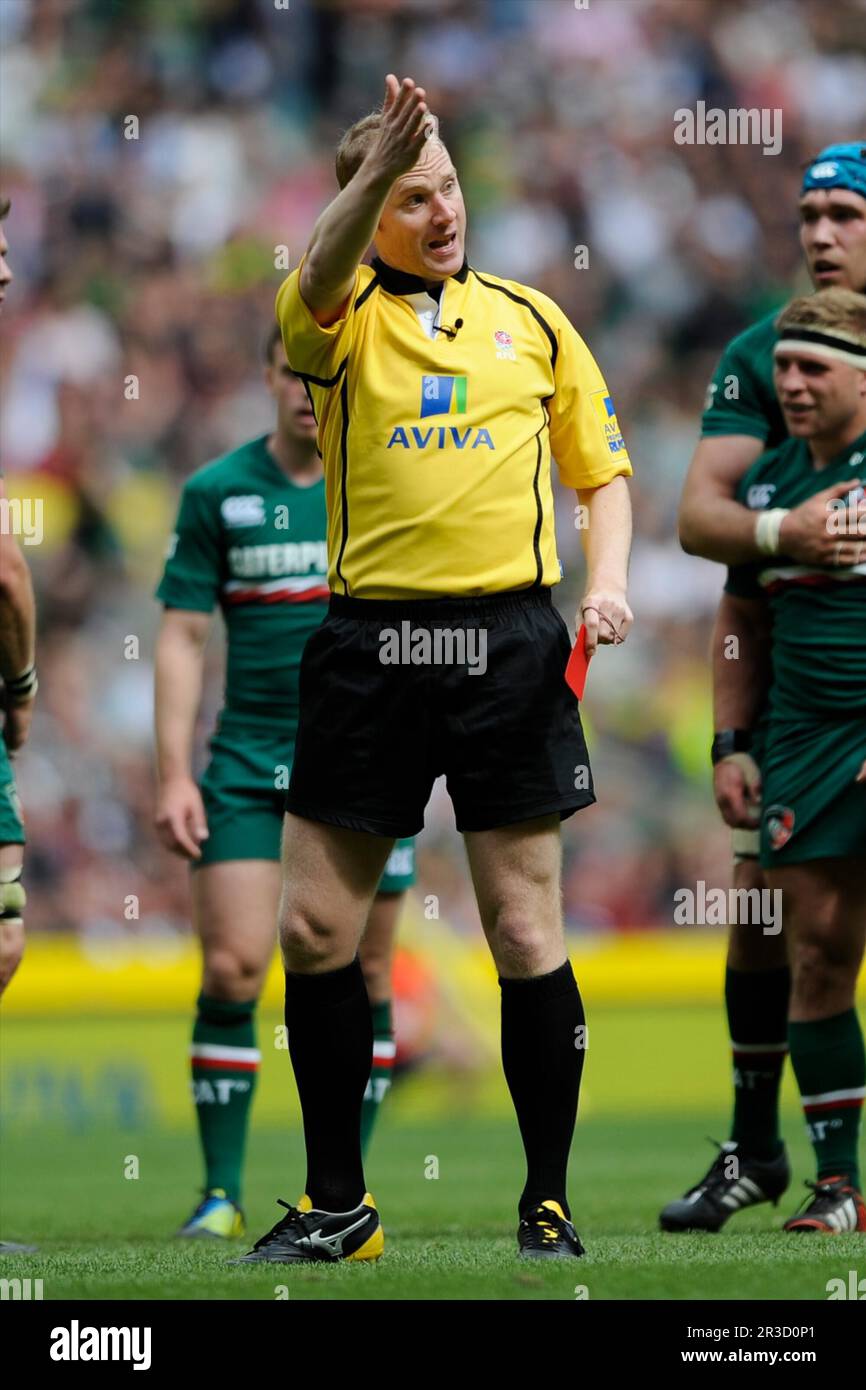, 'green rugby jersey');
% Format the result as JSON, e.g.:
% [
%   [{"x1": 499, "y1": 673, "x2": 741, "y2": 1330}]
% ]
[
  {"x1": 156, "y1": 434, "x2": 328, "y2": 719},
  {"x1": 701, "y1": 310, "x2": 787, "y2": 446},
  {"x1": 725, "y1": 430, "x2": 866, "y2": 719}
]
